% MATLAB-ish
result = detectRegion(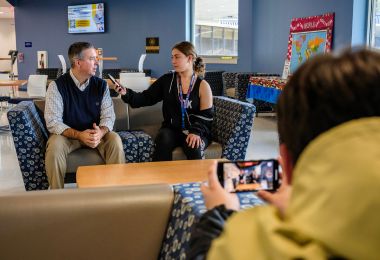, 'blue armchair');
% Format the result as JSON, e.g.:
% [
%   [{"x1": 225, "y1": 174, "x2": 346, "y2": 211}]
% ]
[
  {"x1": 212, "y1": 96, "x2": 255, "y2": 160},
  {"x1": 7, "y1": 99, "x2": 154, "y2": 191}
]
